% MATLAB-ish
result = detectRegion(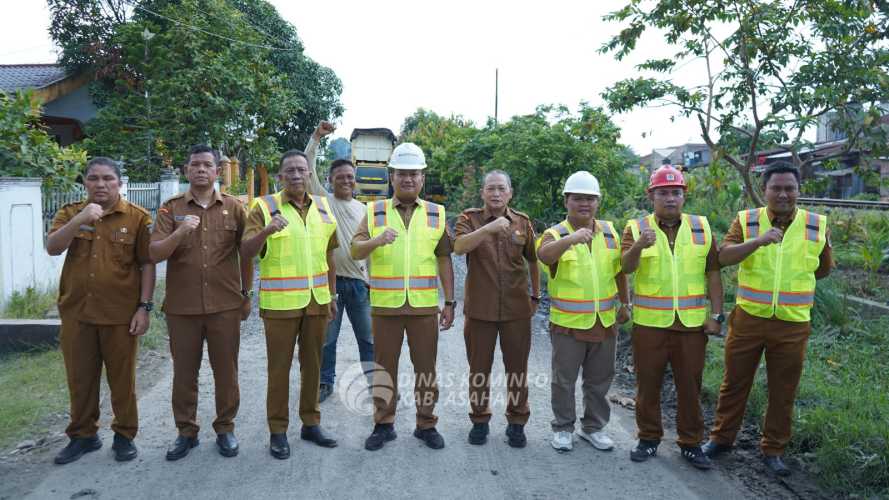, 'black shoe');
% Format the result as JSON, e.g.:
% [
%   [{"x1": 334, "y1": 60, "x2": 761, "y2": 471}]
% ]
[
  {"x1": 763, "y1": 454, "x2": 791, "y2": 477},
  {"x1": 365, "y1": 424, "x2": 397, "y2": 451},
  {"x1": 269, "y1": 433, "x2": 290, "y2": 460},
  {"x1": 216, "y1": 432, "x2": 239, "y2": 458},
  {"x1": 111, "y1": 433, "x2": 137, "y2": 462},
  {"x1": 319, "y1": 383, "x2": 333, "y2": 403},
  {"x1": 702, "y1": 439, "x2": 732, "y2": 459},
  {"x1": 468, "y1": 422, "x2": 489, "y2": 445},
  {"x1": 165, "y1": 435, "x2": 199, "y2": 461},
  {"x1": 680, "y1": 445, "x2": 713, "y2": 470},
  {"x1": 53, "y1": 436, "x2": 102, "y2": 465},
  {"x1": 300, "y1": 425, "x2": 338, "y2": 448},
  {"x1": 630, "y1": 439, "x2": 660, "y2": 462},
  {"x1": 506, "y1": 424, "x2": 527, "y2": 448},
  {"x1": 413, "y1": 427, "x2": 445, "y2": 450}
]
